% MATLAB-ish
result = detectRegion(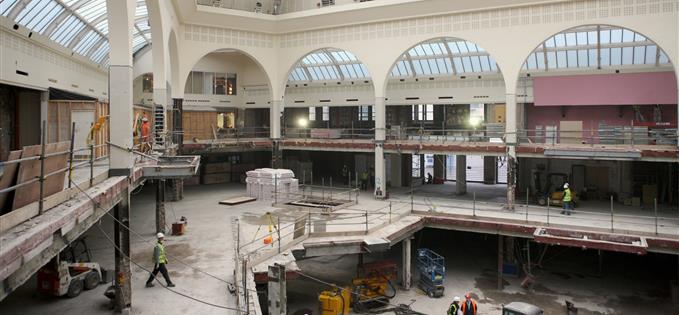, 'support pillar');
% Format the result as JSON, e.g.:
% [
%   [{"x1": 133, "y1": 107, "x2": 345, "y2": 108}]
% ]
[
  {"x1": 107, "y1": 1, "x2": 134, "y2": 311},
  {"x1": 497, "y1": 235, "x2": 503, "y2": 290},
  {"x1": 374, "y1": 144, "x2": 385, "y2": 197},
  {"x1": 374, "y1": 96, "x2": 386, "y2": 198},
  {"x1": 168, "y1": 179, "x2": 183, "y2": 201},
  {"x1": 39, "y1": 91, "x2": 48, "y2": 126},
  {"x1": 456, "y1": 155, "x2": 467, "y2": 195},
  {"x1": 107, "y1": 0, "x2": 135, "y2": 177},
  {"x1": 402, "y1": 154, "x2": 412, "y2": 187},
  {"x1": 402, "y1": 237, "x2": 411, "y2": 290},
  {"x1": 271, "y1": 100, "x2": 283, "y2": 168},
  {"x1": 483, "y1": 156, "x2": 497, "y2": 184},
  {"x1": 505, "y1": 92, "x2": 518, "y2": 210},
  {"x1": 114, "y1": 190, "x2": 131, "y2": 312},
  {"x1": 433, "y1": 155, "x2": 445, "y2": 180},
  {"x1": 172, "y1": 98, "x2": 183, "y2": 153},
  {"x1": 268, "y1": 263, "x2": 287, "y2": 315},
  {"x1": 156, "y1": 180, "x2": 166, "y2": 234},
  {"x1": 109, "y1": 65, "x2": 134, "y2": 176}
]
